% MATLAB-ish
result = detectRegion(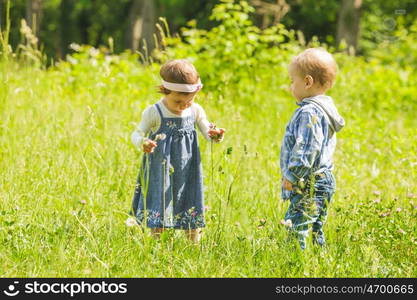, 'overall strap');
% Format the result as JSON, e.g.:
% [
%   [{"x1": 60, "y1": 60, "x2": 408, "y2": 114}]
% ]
[
  {"x1": 191, "y1": 105, "x2": 197, "y2": 122},
  {"x1": 155, "y1": 103, "x2": 164, "y2": 120}
]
